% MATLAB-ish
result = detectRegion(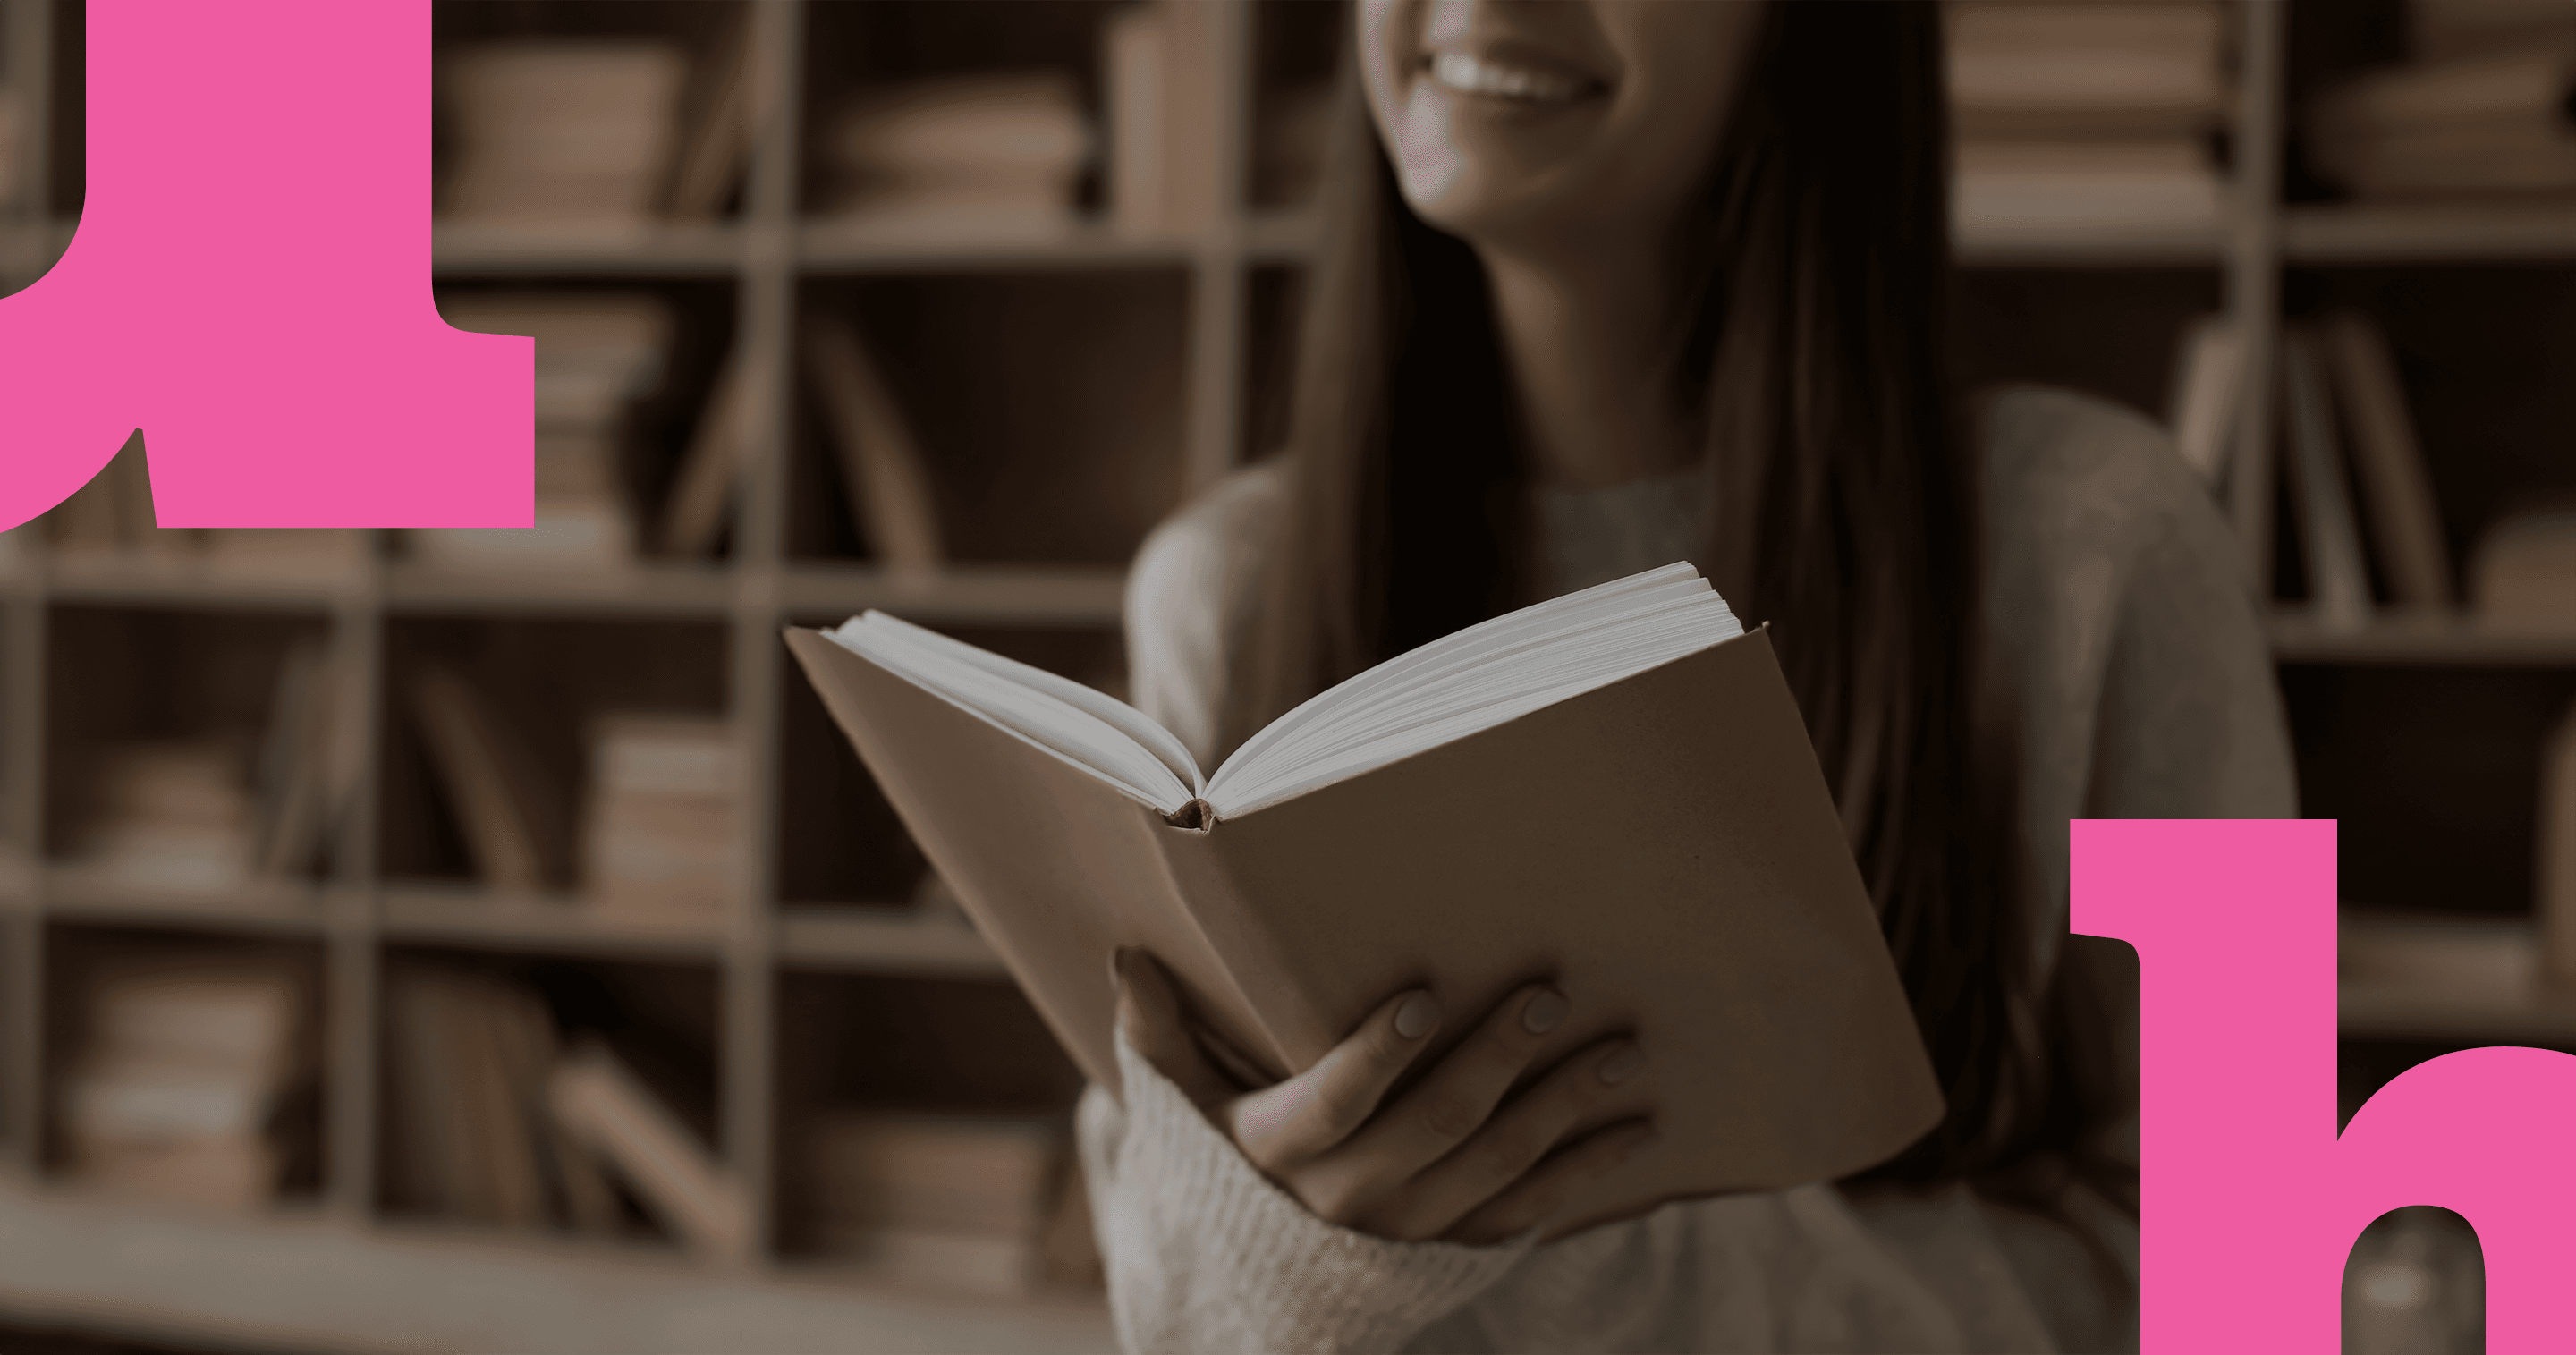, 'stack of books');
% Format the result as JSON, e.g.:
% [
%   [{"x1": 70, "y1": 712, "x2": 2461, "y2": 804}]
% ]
[
  {"x1": 421, "y1": 293, "x2": 674, "y2": 572},
  {"x1": 805, "y1": 1110, "x2": 1092, "y2": 1295},
  {"x1": 67, "y1": 639, "x2": 345, "y2": 893},
  {"x1": 60, "y1": 957, "x2": 307, "y2": 1212},
  {"x1": 2304, "y1": 2, "x2": 2576, "y2": 201},
  {"x1": 818, "y1": 74, "x2": 1093, "y2": 234},
  {"x1": 439, "y1": 41, "x2": 690, "y2": 225},
  {"x1": 68, "y1": 741, "x2": 258, "y2": 894},
  {"x1": 580, "y1": 714, "x2": 741, "y2": 920},
  {"x1": 1945, "y1": 2, "x2": 2229, "y2": 233}
]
